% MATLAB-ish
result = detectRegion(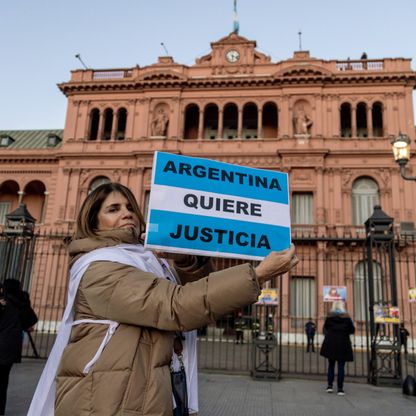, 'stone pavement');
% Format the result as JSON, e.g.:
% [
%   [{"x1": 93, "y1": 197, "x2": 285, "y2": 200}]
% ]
[{"x1": 6, "y1": 358, "x2": 416, "y2": 415}]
